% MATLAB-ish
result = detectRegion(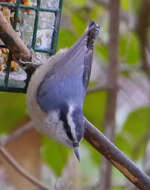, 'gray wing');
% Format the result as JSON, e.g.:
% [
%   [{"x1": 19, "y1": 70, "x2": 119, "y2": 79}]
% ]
[
  {"x1": 36, "y1": 21, "x2": 99, "y2": 112},
  {"x1": 83, "y1": 50, "x2": 93, "y2": 90}
]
